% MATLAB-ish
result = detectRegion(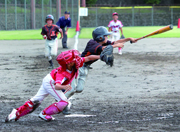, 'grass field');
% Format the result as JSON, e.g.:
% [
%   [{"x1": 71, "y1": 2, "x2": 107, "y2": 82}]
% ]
[{"x1": 0, "y1": 26, "x2": 179, "y2": 40}]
